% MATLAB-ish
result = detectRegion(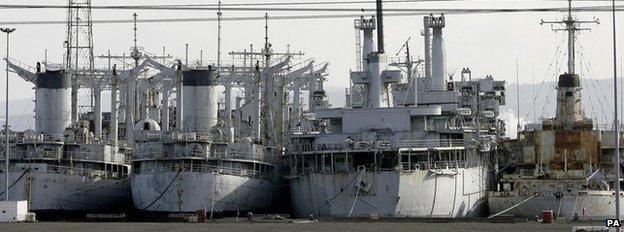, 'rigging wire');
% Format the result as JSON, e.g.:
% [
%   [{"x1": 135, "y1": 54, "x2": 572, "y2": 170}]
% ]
[
  {"x1": 579, "y1": 60, "x2": 600, "y2": 123},
  {"x1": 578, "y1": 42, "x2": 615, "y2": 124},
  {"x1": 13, "y1": 98, "x2": 32, "y2": 130},
  {"x1": 580, "y1": 60, "x2": 605, "y2": 124},
  {"x1": 526, "y1": 32, "x2": 563, "y2": 121},
  {"x1": 536, "y1": 33, "x2": 566, "y2": 120}
]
